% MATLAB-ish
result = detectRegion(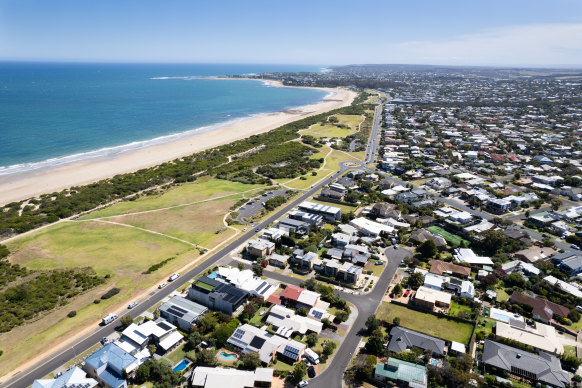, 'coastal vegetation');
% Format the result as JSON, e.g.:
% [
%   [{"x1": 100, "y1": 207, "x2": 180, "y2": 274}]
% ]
[{"x1": 0, "y1": 94, "x2": 371, "y2": 238}]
